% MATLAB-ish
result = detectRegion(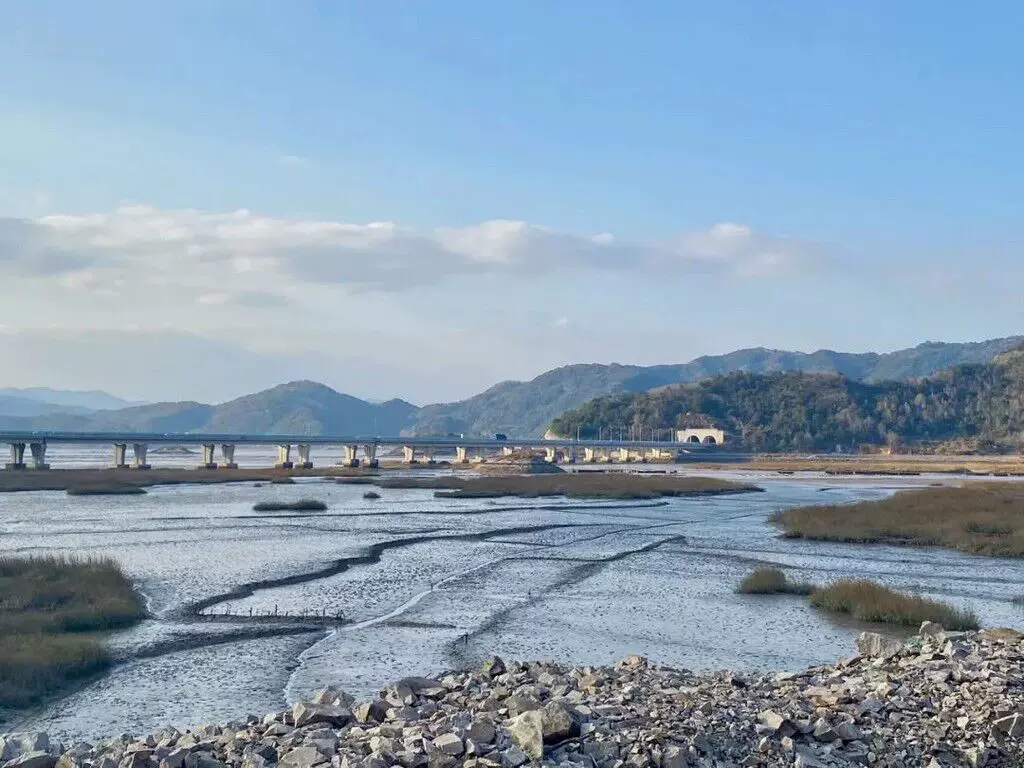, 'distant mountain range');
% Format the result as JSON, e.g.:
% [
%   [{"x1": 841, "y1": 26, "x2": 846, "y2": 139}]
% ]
[
  {"x1": 0, "y1": 388, "x2": 141, "y2": 419},
  {"x1": 406, "y1": 336, "x2": 1024, "y2": 437},
  {"x1": 0, "y1": 336, "x2": 1020, "y2": 437}
]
